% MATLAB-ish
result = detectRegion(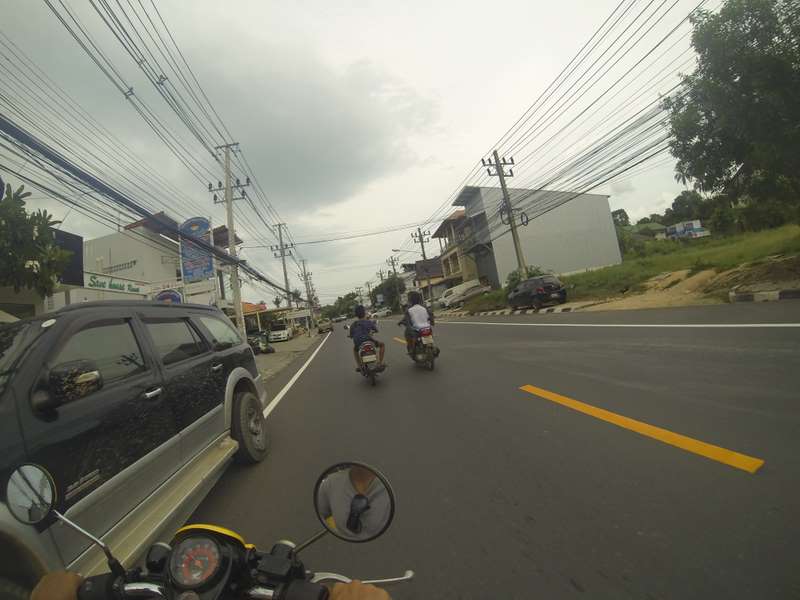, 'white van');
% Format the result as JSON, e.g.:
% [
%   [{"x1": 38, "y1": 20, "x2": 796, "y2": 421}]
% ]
[
  {"x1": 268, "y1": 322, "x2": 294, "y2": 342},
  {"x1": 439, "y1": 279, "x2": 491, "y2": 308}
]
